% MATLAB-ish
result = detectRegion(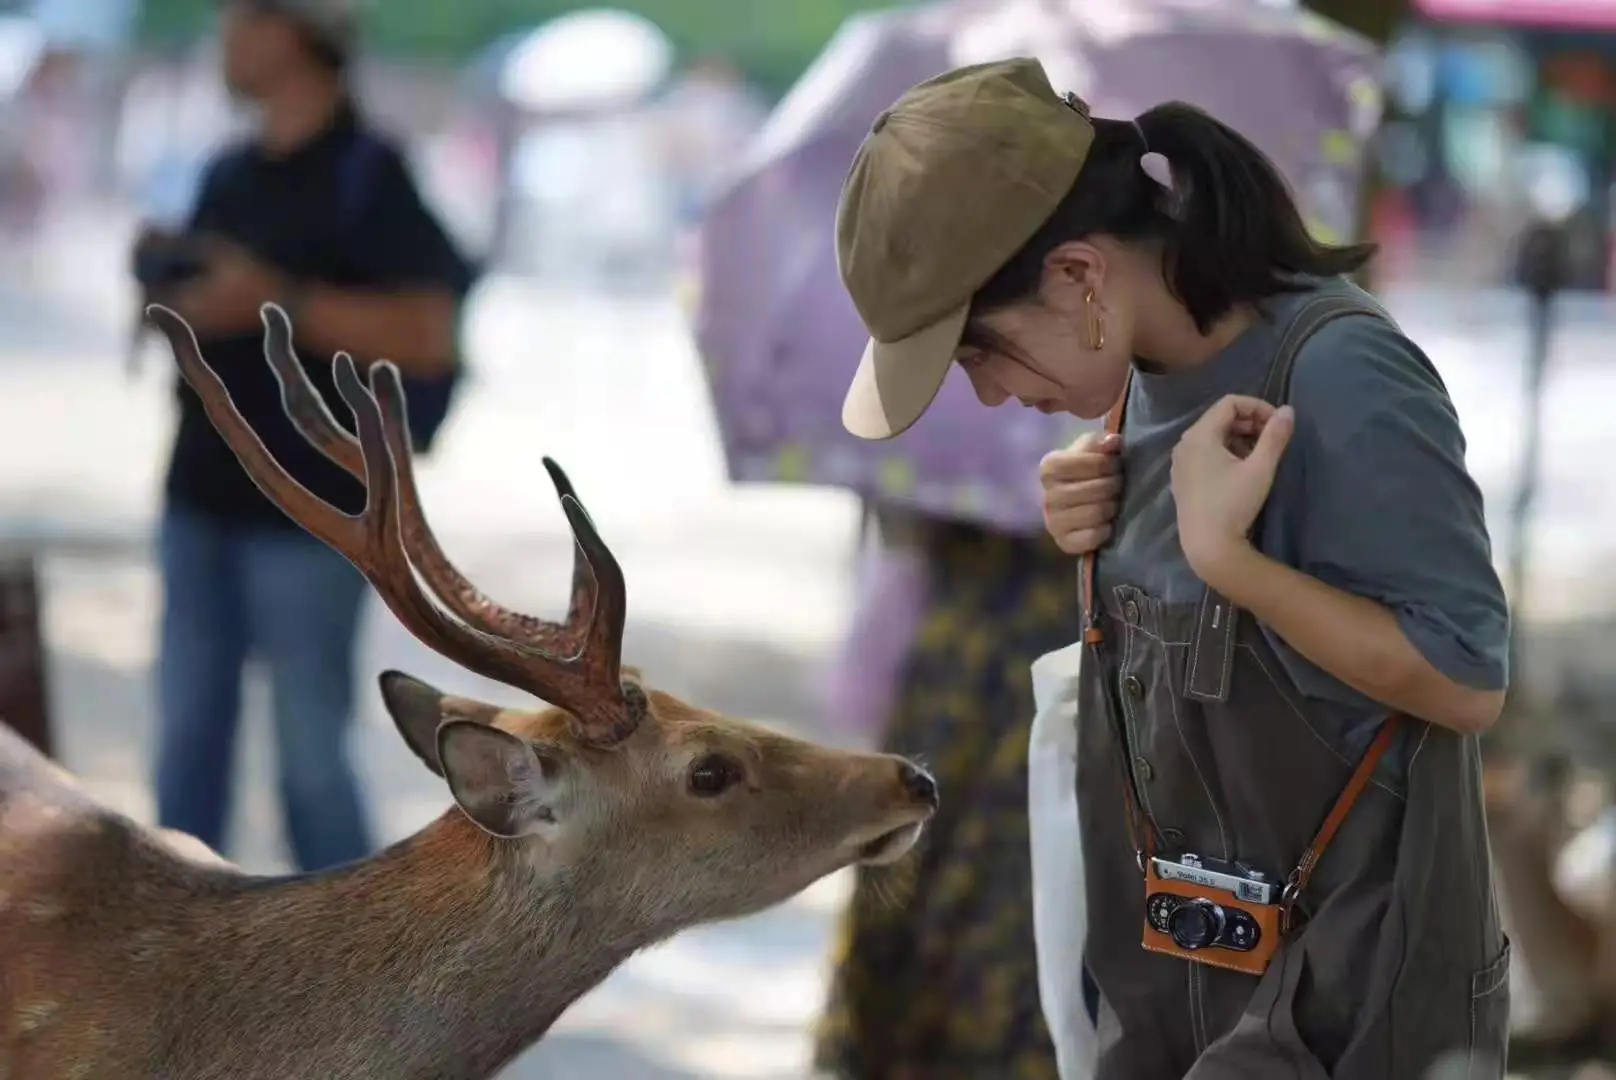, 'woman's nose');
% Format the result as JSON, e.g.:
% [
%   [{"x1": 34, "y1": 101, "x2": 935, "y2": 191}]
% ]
[{"x1": 965, "y1": 366, "x2": 1009, "y2": 407}]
